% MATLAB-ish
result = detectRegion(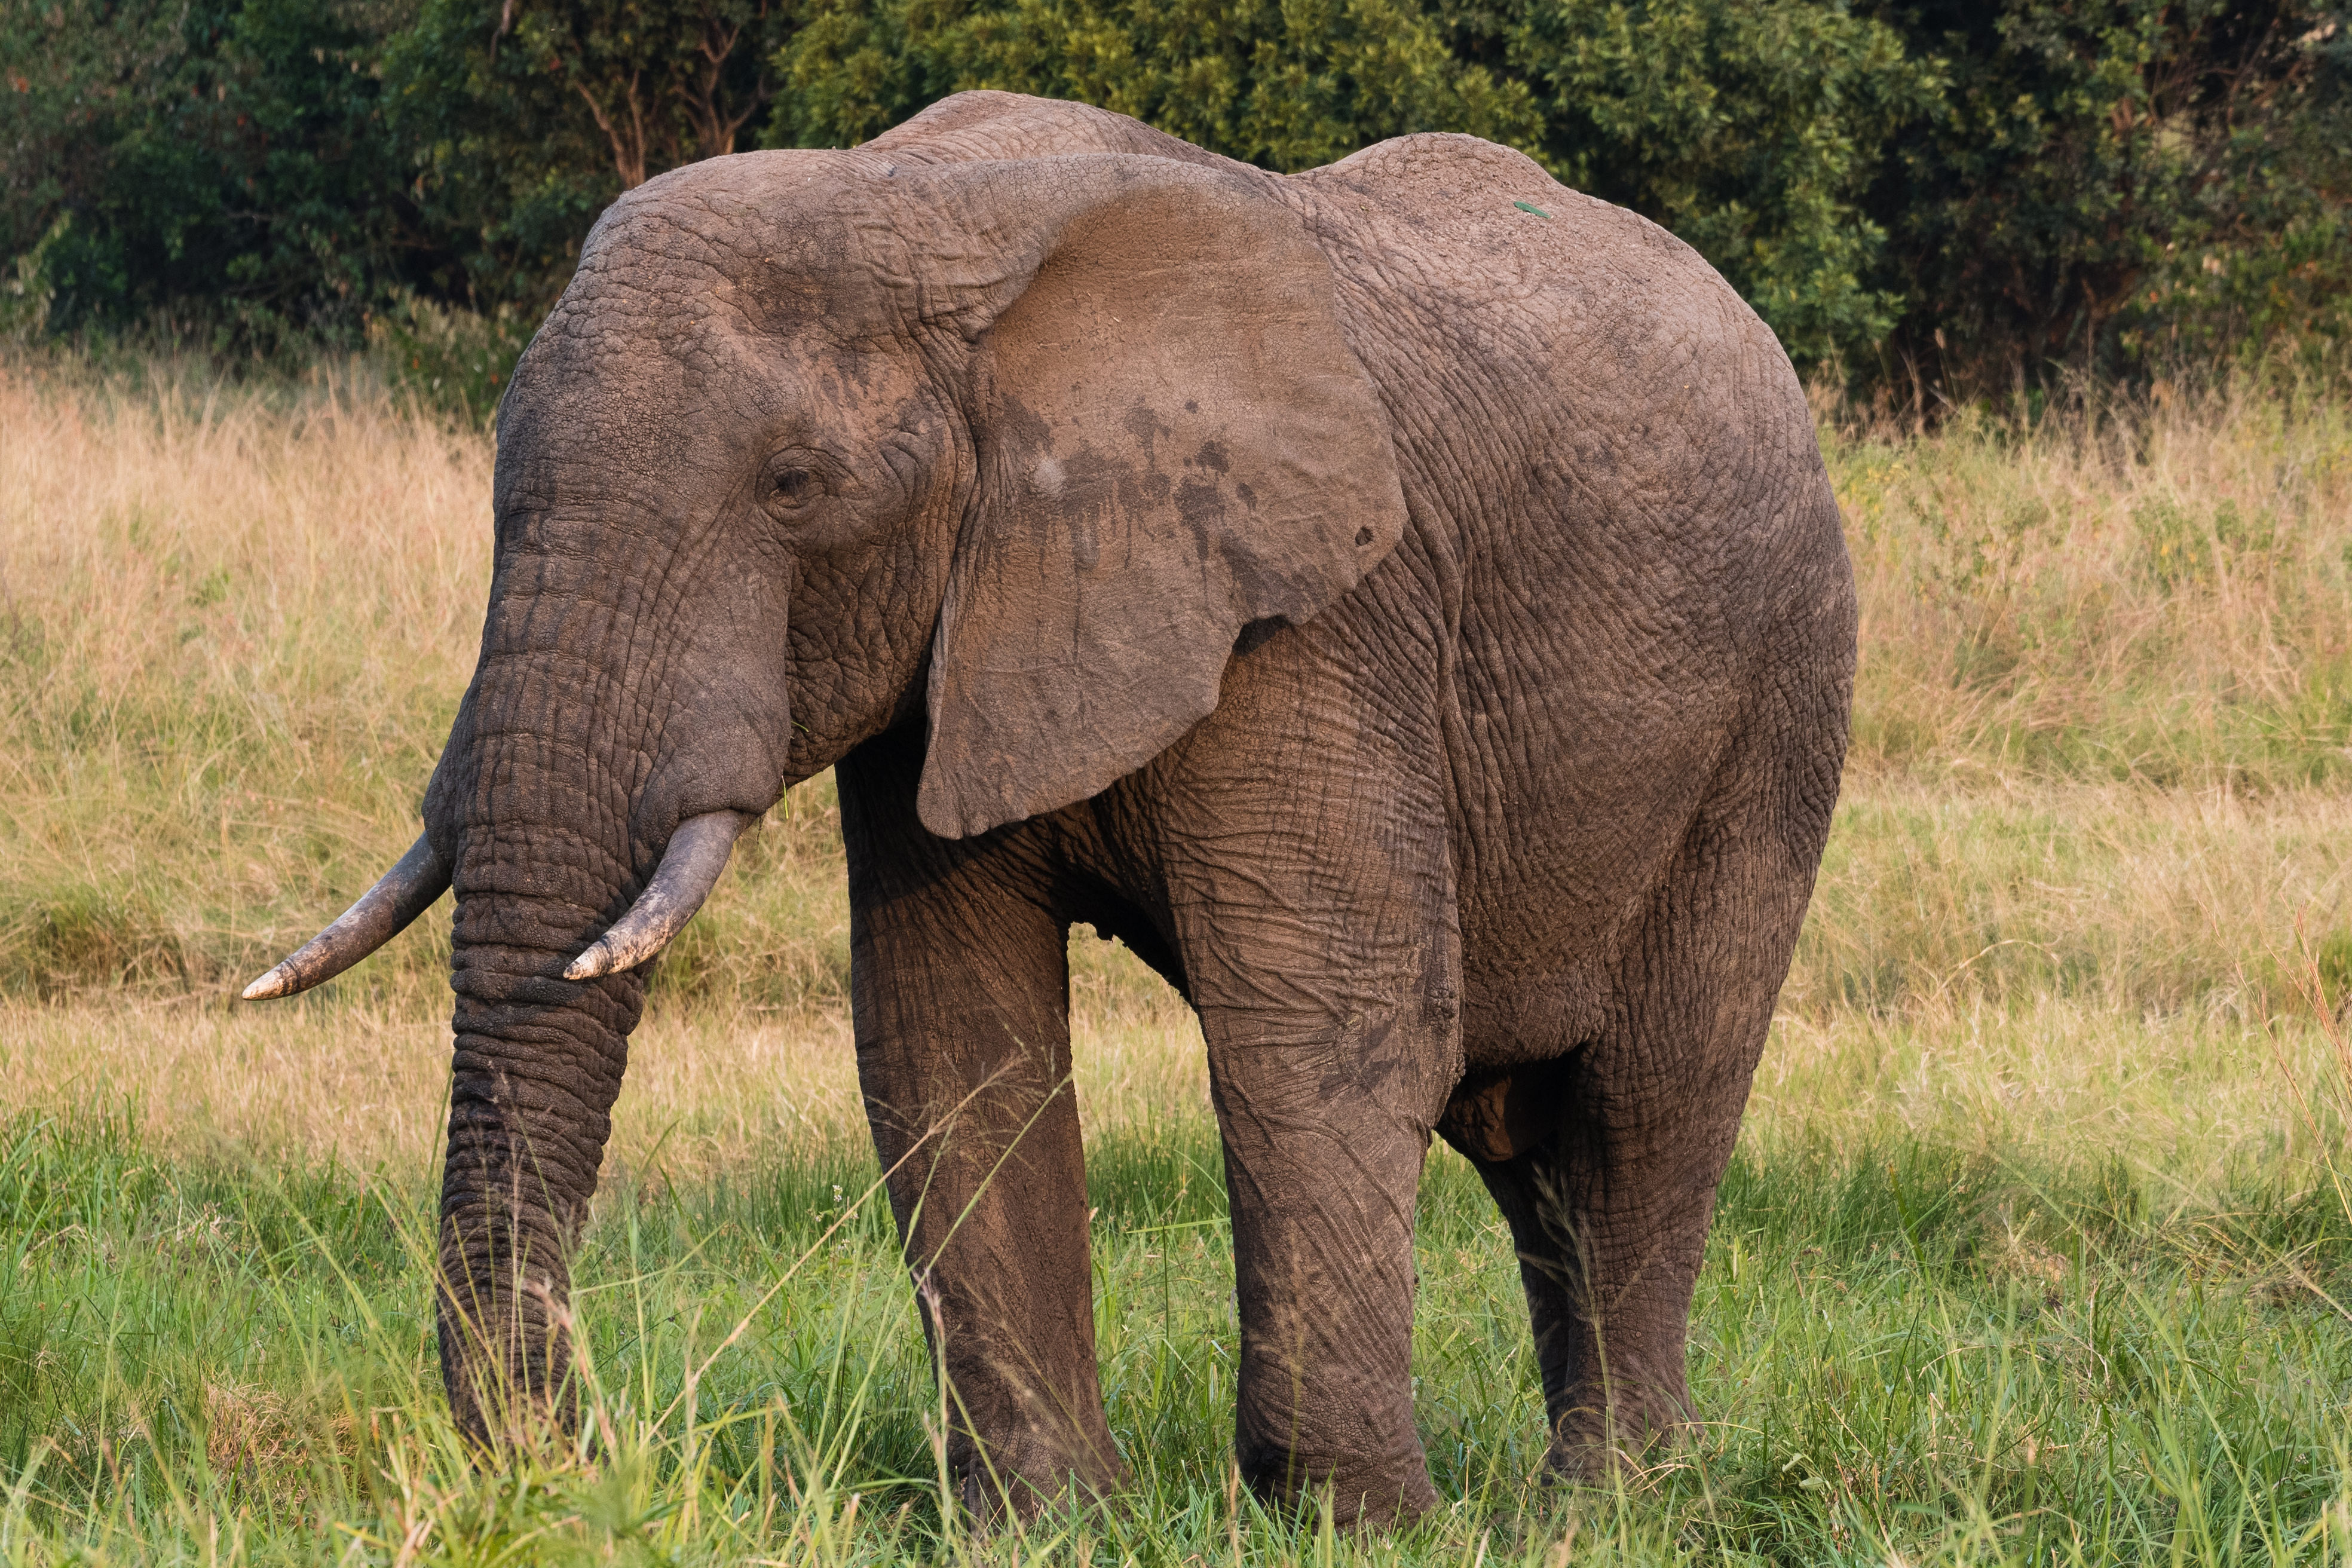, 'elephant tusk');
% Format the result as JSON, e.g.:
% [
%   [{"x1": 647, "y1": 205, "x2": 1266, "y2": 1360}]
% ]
[
  {"x1": 241, "y1": 832, "x2": 452, "y2": 1002},
  {"x1": 562, "y1": 810, "x2": 751, "y2": 981}
]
